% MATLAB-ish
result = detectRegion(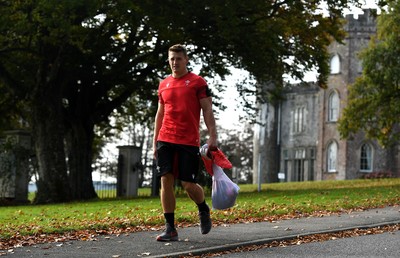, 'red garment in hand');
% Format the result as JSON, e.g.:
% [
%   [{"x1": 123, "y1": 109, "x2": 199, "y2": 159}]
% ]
[{"x1": 201, "y1": 148, "x2": 232, "y2": 176}]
